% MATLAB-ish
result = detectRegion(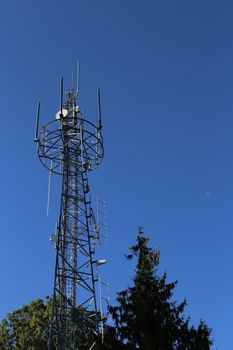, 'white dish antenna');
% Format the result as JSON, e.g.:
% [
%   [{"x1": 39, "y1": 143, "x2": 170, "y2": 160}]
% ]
[{"x1": 56, "y1": 108, "x2": 68, "y2": 120}]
